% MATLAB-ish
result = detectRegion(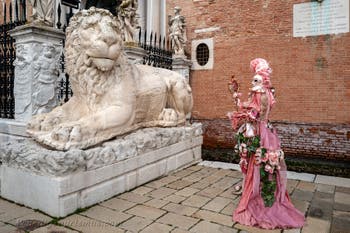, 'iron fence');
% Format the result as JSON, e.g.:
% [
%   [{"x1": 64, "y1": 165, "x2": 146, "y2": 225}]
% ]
[
  {"x1": 139, "y1": 29, "x2": 173, "y2": 70},
  {"x1": 0, "y1": 0, "x2": 26, "y2": 119}
]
